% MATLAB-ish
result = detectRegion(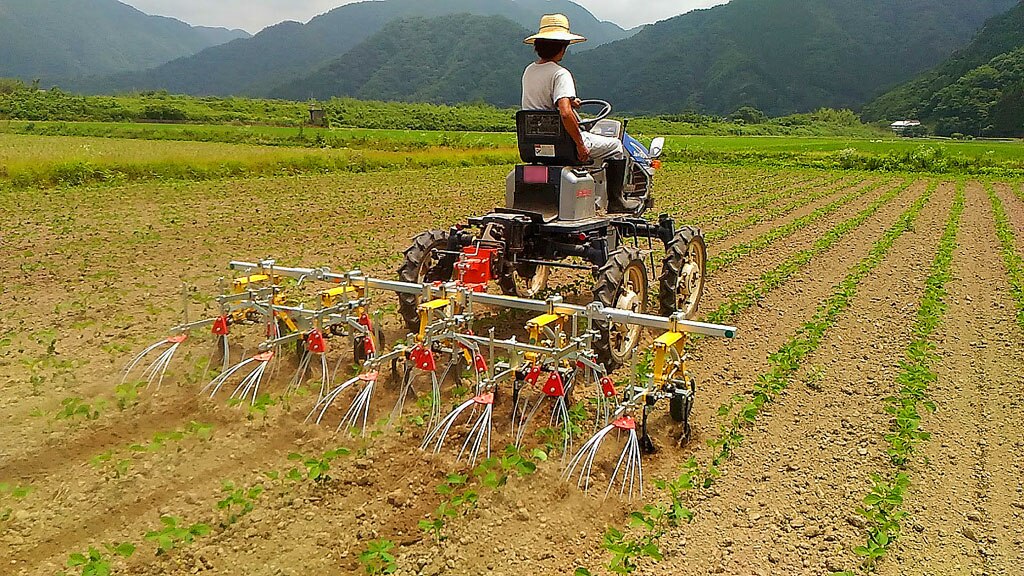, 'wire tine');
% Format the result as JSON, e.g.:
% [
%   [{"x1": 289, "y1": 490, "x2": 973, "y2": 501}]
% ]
[
  {"x1": 121, "y1": 339, "x2": 170, "y2": 384},
  {"x1": 563, "y1": 423, "x2": 615, "y2": 492},
  {"x1": 429, "y1": 371, "x2": 442, "y2": 430},
  {"x1": 306, "y1": 374, "x2": 361, "y2": 425},
  {"x1": 457, "y1": 403, "x2": 493, "y2": 464},
  {"x1": 202, "y1": 357, "x2": 253, "y2": 397},
  {"x1": 421, "y1": 397, "x2": 475, "y2": 454},
  {"x1": 140, "y1": 344, "x2": 176, "y2": 390},
  {"x1": 289, "y1": 350, "x2": 313, "y2": 392},
  {"x1": 514, "y1": 395, "x2": 545, "y2": 448},
  {"x1": 220, "y1": 334, "x2": 231, "y2": 372},
  {"x1": 318, "y1": 354, "x2": 329, "y2": 401},
  {"x1": 389, "y1": 364, "x2": 415, "y2": 425}
]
